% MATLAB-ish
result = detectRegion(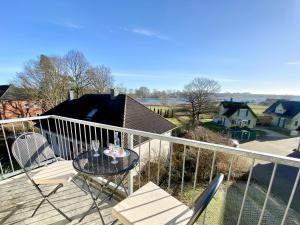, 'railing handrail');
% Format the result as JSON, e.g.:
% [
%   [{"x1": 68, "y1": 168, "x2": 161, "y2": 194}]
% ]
[{"x1": 1, "y1": 115, "x2": 300, "y2": 168}]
